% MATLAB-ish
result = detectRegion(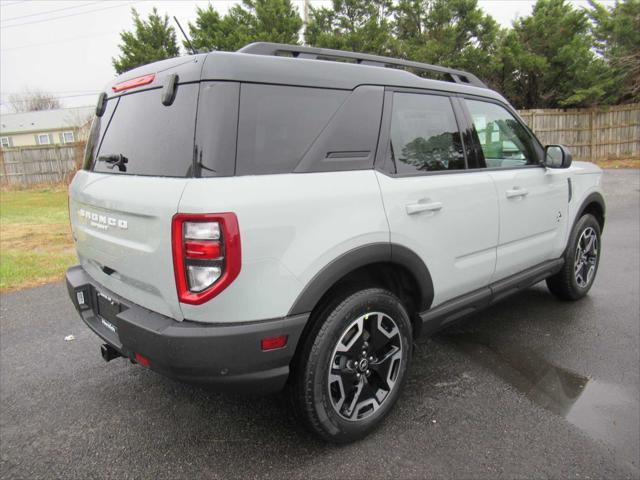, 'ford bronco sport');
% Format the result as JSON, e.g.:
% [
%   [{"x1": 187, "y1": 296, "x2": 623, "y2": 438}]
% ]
[{"x1": 66, "y1": 43, "x2": 605, "y2": 443}]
